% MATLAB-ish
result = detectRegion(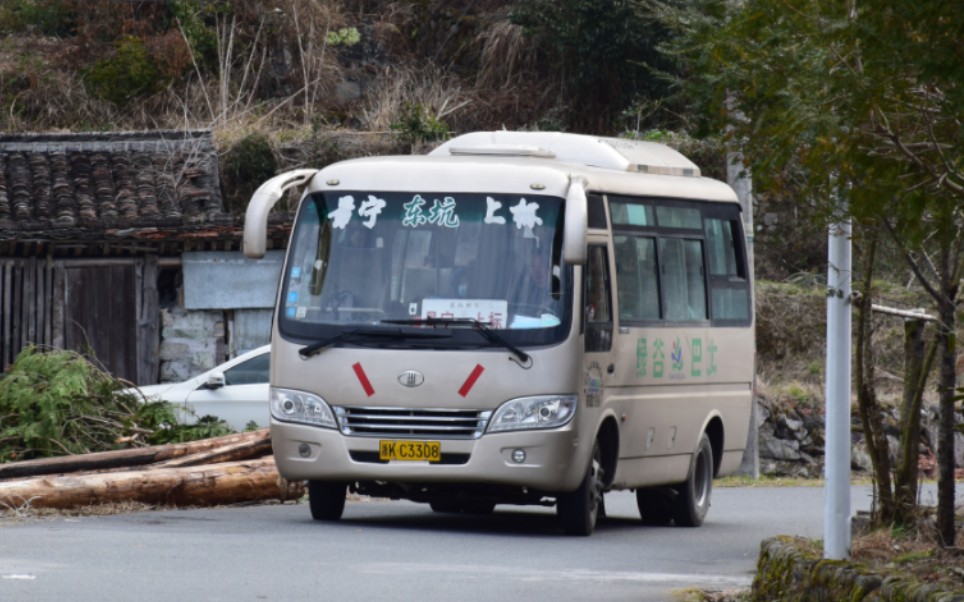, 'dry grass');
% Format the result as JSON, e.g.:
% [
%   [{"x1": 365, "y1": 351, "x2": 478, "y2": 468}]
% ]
[
  {"x1": 475, "y1": 17, "x2": 535, "y2": 90},
  {"x1": 359, "y1": 65, "x2": 470, "y2": 133},
  {"x1": 850, "y1": 510, "x2": 964, "y2": 587},
  {"x1": 0, "y1": 499, "x2": 160, "y2": 523},
  {"x1": 0, "y1": 0, "x2": 563, "y2": 146}
]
